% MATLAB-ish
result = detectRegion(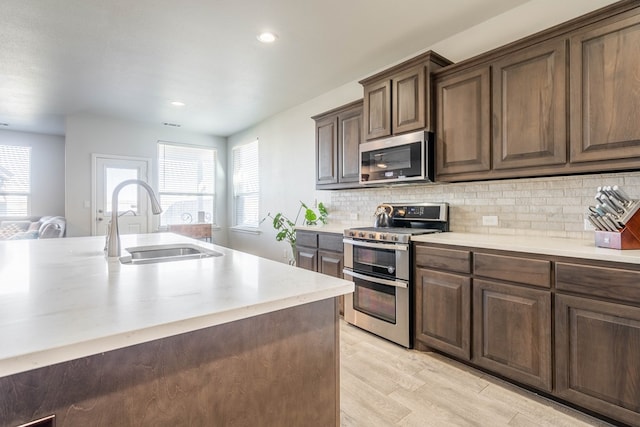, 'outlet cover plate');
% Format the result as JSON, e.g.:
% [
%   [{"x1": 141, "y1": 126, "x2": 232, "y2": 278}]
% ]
[{"x1": 482, "y1": 215, "x2": 498, "y2": 226}]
